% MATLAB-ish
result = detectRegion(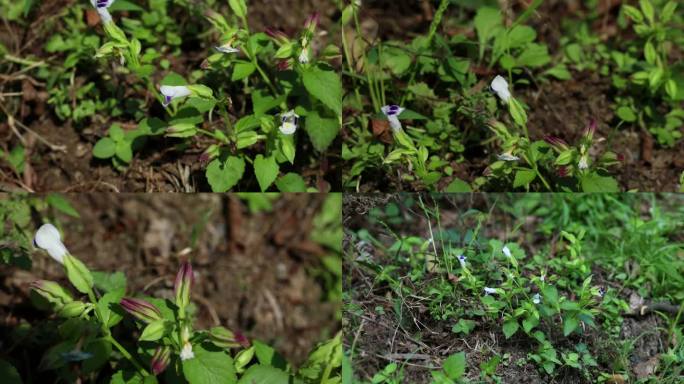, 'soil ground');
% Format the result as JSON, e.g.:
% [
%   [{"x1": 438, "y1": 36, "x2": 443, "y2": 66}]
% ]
[{"x1": 0, "y1": 193, "x2": 340, "y2": 381}]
